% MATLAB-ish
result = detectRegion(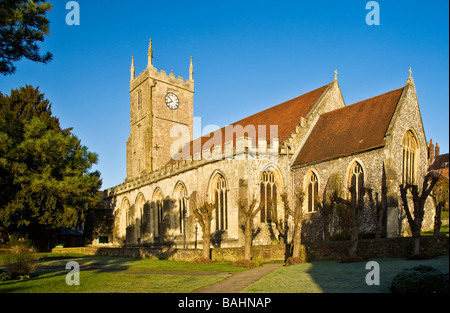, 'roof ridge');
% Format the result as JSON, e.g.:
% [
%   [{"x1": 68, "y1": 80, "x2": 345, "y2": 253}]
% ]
[
  {"x1": 227, "y1": 83, "x2": 331, "y2": 126},
  {"x1": 172, "y1": 83, "x2": 330, "y2": 162},
  {"x1": 344, "y1": 87, "x2": 404, "y2": 109},
  {"x1": 292, "y1": 86, "x2": 405, "y2": 167},
  {"x1": 192, "y1": 83, "x2": 330, "y2": 142},
  {"x1": 310, "y1": 87, "x2": 404, "y2": 121}
]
